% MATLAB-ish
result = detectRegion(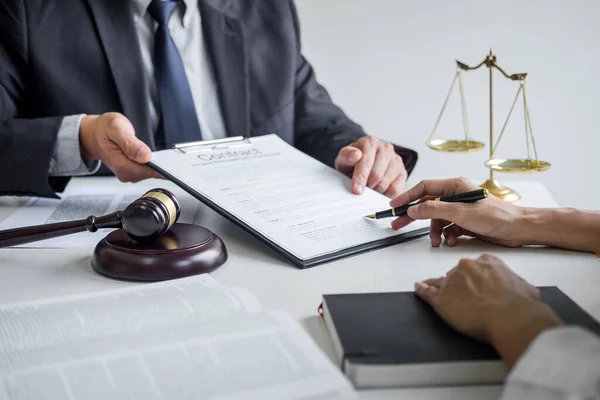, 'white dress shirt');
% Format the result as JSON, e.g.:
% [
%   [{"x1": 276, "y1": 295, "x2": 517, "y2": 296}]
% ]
[
  {"x1": 501, "y1": 326, "x2": 600, "y2": 399},
  {"x1": 49, "y1": 0, "x2": 226, "y2": 176}
]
